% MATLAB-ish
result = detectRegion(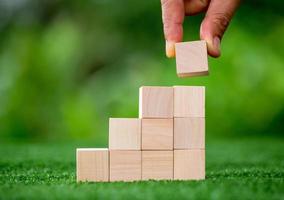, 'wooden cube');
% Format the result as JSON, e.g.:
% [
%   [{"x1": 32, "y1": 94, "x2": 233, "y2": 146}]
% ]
[
  {"x1": 76, "y1": 148, "x2": 109, "y2": 182},
  {"x1": 142, "y1": 151, "x2": 173, "y2": 180},
  {"x1": 174, "y1": 86, "x2": 205, "y2": 118},
  {"x1": 139, "y1": 86, "x2": 173, "y2": 118},
  {"x1": 142, "y1": 119, "x2": 173, "y2": 150},
  {"x1": 110, "y1": 151, "x2": 141, "y2": 182},
  {"x1": 174, "y1": 149, "x2": 205, "y2": 180},
  {"x1": 175, "y1": 40, "x2": 208, "y2": 77},
  {"x1": 109, "y1": 118, "x2": 141, "y2": 150},
  {"x1": 174, "y1": 118, "x2": 205, "y2": 149}
]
